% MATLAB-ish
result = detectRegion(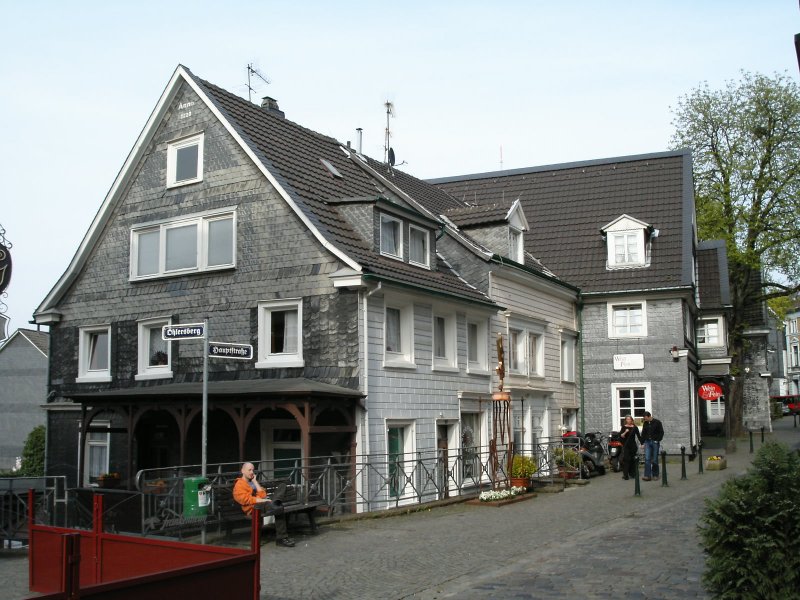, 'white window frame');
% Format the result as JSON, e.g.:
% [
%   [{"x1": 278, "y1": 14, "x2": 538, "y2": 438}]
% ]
[
  {"x1": 260, "y1": 419, "x2": 303, "y2": 481},
  {"x1": 508, "y1": 328, "x2": 526, "y2": 375},
  {"x1": 528, "y1": 331, "x2": 544, "y2": 377},
  {"x1": 136, "y1": 317, "x2": 173, "y2": 380},
  {"x1": 380, "y1": 214, "x2": 403, "y2": 260},
  {"x1": 506, "y1": 319, "x2": 546, "y2": 378},
  {"x1": 81, "y1": 420, "x2": 110, "y2": 486},
  {"x1": 167, "y1": 133, "x2": 204, "y2": 188},
  {"x1": 789, "y1": 318, "x2": 798, "y2": 334},
  {"x1": 508, "y1": 227, "x2": 523, "y2": 262},
  {"x1": 77, "y1": 325, "x2": 111, "y2": 383},
  {"x1": 408, "y1": 224, "x2": 430, "y2": 268},
  {"x1": 612, "y1": 382, "x2": 652, "y2": 428},
  {"x1": 466, "y1": 318, "x2": 489, "y2": 374},
  {"x1": 130, "y1": 208, "x2": 236, "y2": 280},
  {"x1": 386, "y1": 420, "x2": 416, "y2": 503},
  {"x1": 696, "y1": 316, "x2": 724, "y2": 347},
  {"x1": 607, "y1": 229, "x2": 646, "y2": 269},
  {"x1": 608, "y1": 301, "x2": 648, "y2": 338},
  {"x1": 790, "y1": 342, "x2": 799, "y2": 368},
  {"x1": 384, "y1": 298, "x2": 415, "y2": 369},
  {"x1": 257, "y1": 299, "x2": 304, "y2": 368},
  {"x1": 432, "y1": 310, "x2": 457, "y2": 371},
  {"x1": 560, "y1": 332, "x2": 576, "y2": 383}
]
